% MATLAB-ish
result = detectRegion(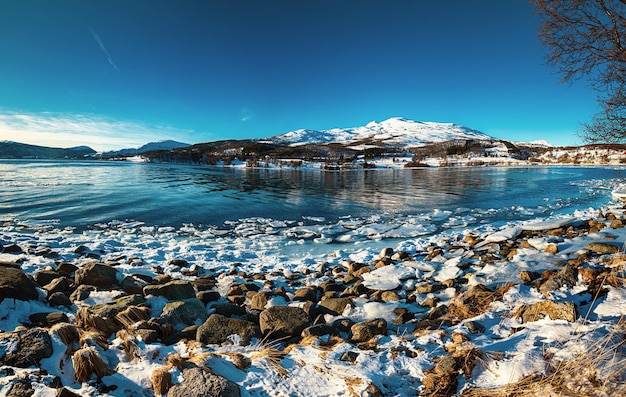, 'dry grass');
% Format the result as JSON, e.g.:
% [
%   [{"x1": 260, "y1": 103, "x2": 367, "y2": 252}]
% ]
[
  {"x1": 79, "y1": 329, "x2": 109, "y2": 350},
  {"x1": 72, "y1": 346, "x2": 112, "y2": 383},
  {"x1": 447, "y1": 283, "x2": 516, "y2": 323},
  {"x1": 115, "y1": 305, "x2": 150, "y2": 330},
  {"x1": 462, "y1": 318, "x2": 626, "y2": 397},
  {"x1": 116, "y1": 329, "x2": 139, "y2": 358},
  {"x1": 49, "y1": 322, "x2": 80, "y2": 352},
  {"x1": 151, "y1": 365, "x2": 172, "y2": 396},
  {"x1": 249, "y1": 338, "x2": 289, "y2": 378}
]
